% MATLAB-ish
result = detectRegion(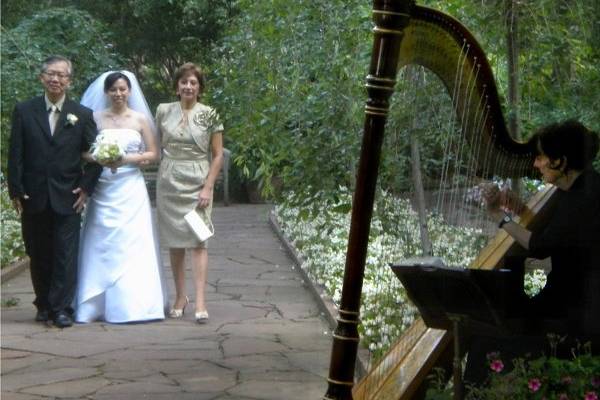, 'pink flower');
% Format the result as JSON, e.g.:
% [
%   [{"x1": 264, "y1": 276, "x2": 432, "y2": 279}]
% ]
[
  {"x1": 489, "y1": 359, "x2": 504, "y2": 373},
  {"x1": 584, "y1": 392, "x2": 598, "y2": 400},
  {"x1": 558, "y1": 394, "x2": 569, "y2": 400},
  {"x1": 528, "y1": 378, "x2": 542, "y2": 392}
]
